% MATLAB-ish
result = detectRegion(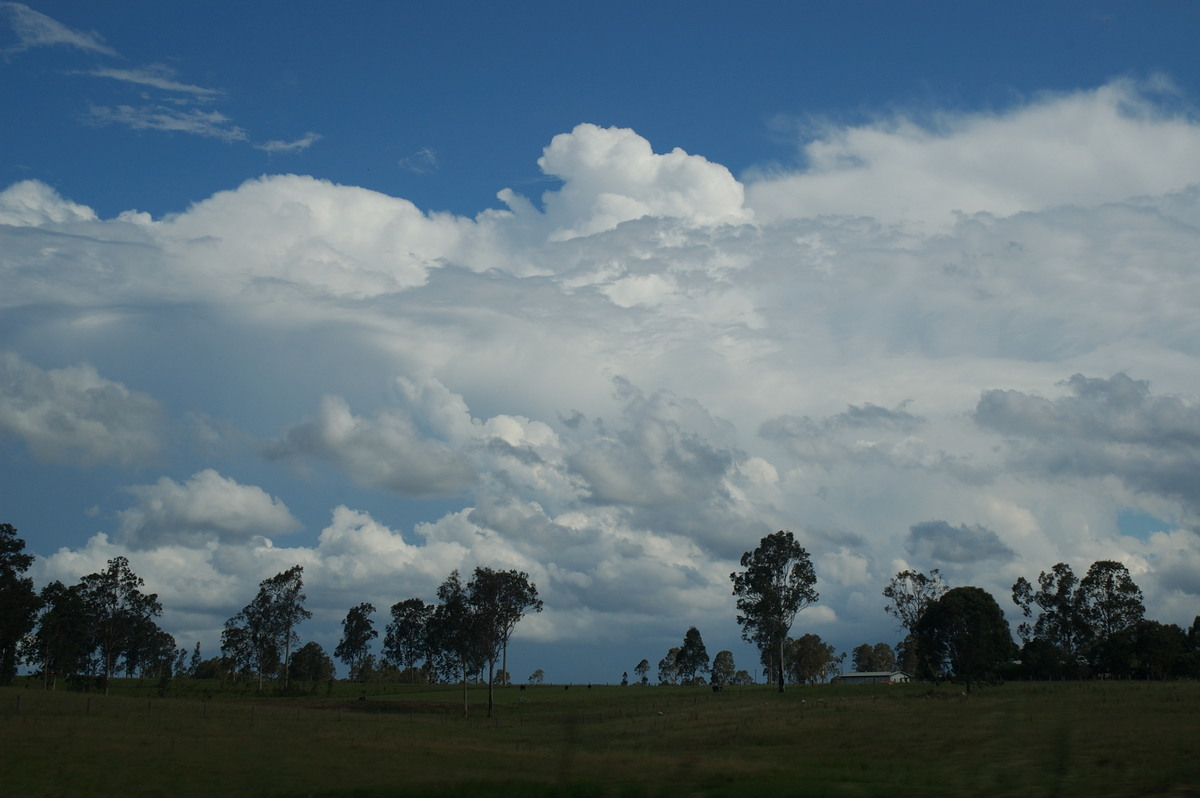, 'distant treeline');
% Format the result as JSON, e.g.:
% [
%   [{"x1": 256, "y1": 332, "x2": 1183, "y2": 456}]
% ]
[{"x1": 4, "y1": 523, "x2": 1196, "y2": 703}]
